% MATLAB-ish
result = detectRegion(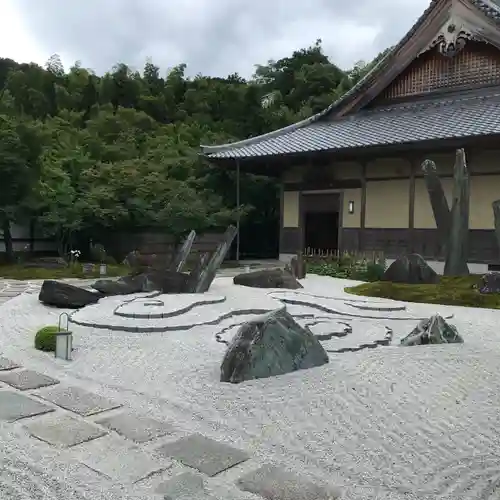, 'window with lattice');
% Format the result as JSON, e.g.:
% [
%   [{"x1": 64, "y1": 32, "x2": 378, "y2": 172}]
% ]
[{"x1": 374, "y1": 41, "x2": 500, "y2": 102}]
